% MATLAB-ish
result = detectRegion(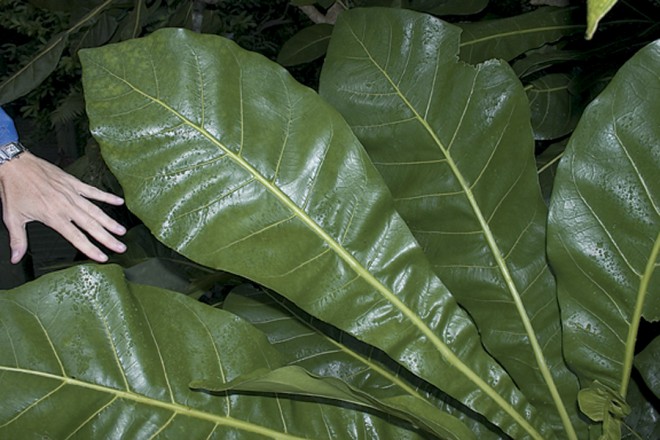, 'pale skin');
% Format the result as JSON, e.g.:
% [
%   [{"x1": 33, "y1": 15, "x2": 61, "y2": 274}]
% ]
[{"x1": 0, "y1": 152, "x2": 127, "y2": 264}]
